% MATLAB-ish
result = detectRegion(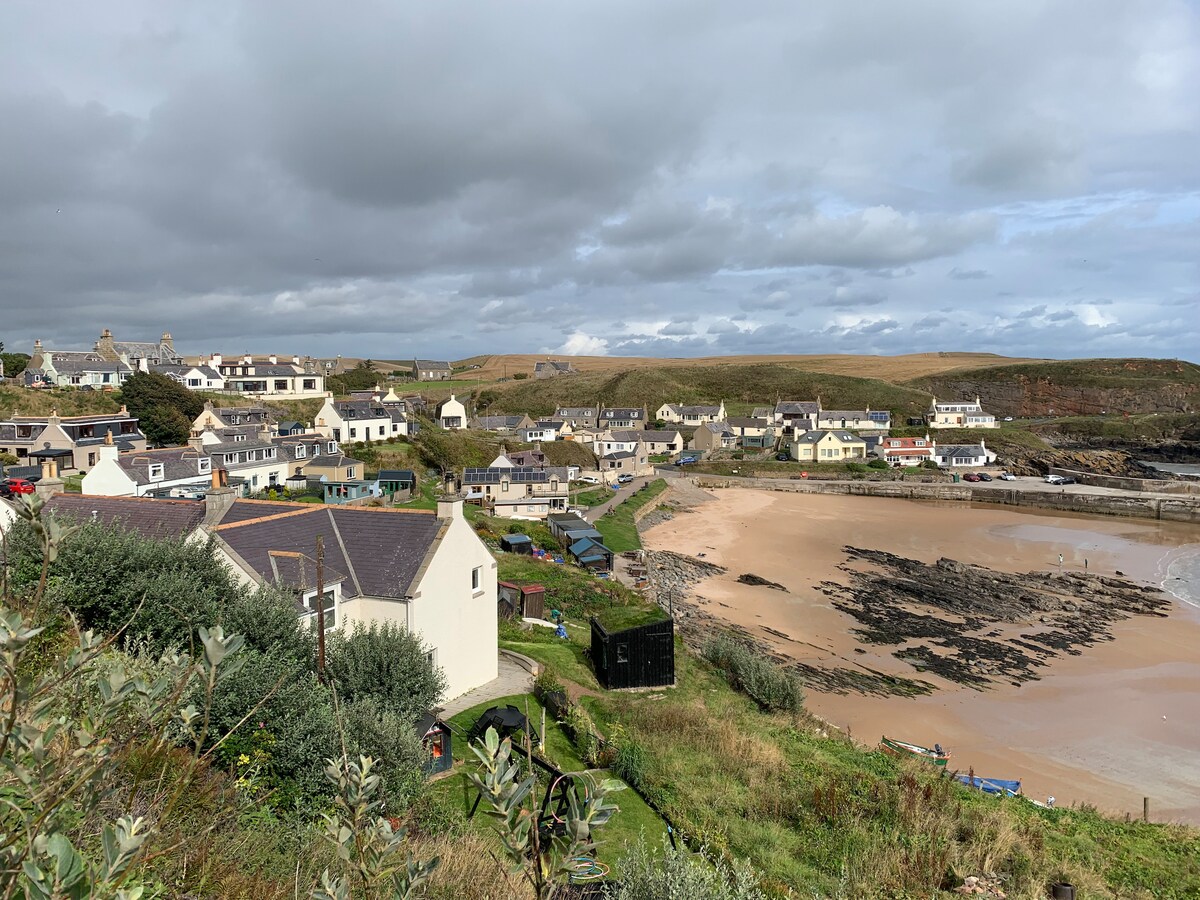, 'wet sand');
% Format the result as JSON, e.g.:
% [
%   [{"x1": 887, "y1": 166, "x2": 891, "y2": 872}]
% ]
[{"x1": 642, "y1": 490, "x2": 1200, "y2": 822}]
